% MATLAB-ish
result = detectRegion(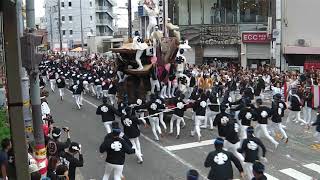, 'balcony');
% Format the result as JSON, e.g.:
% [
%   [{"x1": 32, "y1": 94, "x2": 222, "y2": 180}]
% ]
[
  {"x1": 95, "y1": 6, "x2": 116, "y2": 19},
  {"x1": 96, "y1": 19, "x2": 111, "y2": 26}
]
